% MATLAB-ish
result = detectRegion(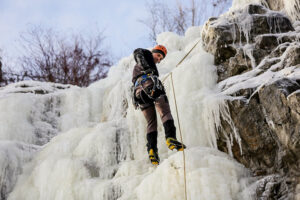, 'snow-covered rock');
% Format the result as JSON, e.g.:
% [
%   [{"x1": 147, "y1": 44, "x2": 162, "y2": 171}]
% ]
[{"x1": 201, "y1": 3, "x2": 300, "y2": 199}]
